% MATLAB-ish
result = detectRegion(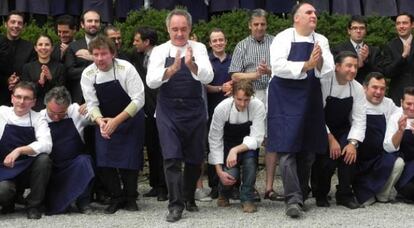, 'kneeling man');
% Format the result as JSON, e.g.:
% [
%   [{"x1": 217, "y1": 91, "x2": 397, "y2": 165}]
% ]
[
  {"x1": 41, "y1": 86, "x2": 95, "y2": 214},
  {"x1": 208, "y1": 80, "x2": 265, "y2": 213}
]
